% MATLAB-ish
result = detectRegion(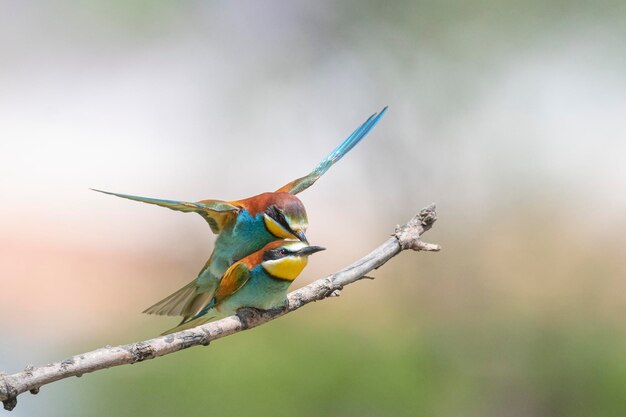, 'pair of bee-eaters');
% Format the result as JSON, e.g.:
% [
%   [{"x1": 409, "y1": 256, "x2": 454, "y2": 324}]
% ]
[{"x1": 96, "y1": 107, "x2": 387, "y2": 334}]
